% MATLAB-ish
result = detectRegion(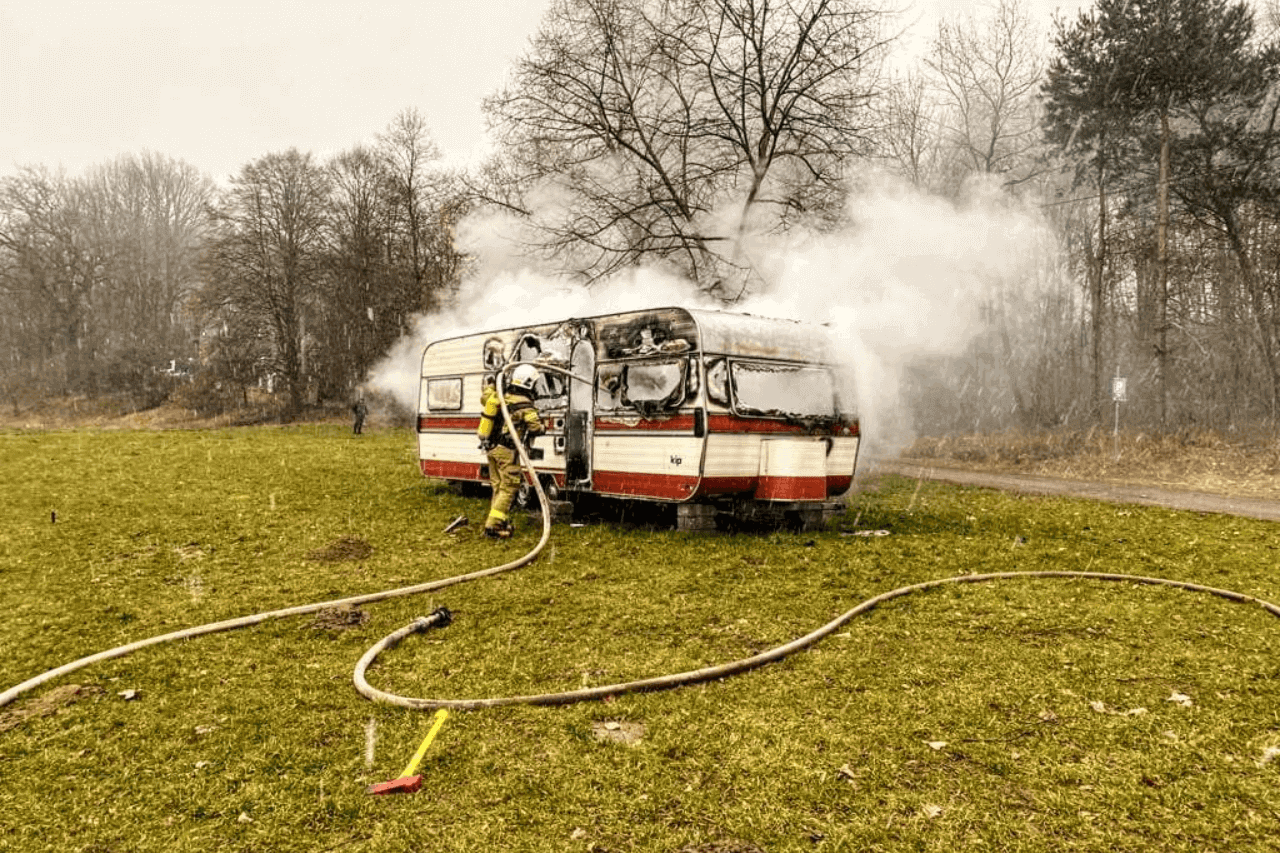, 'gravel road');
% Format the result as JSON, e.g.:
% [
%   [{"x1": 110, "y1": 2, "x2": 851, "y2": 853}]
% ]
[{"x1": 864, "y1": 458, "x2": 1280, "y2": 524}]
